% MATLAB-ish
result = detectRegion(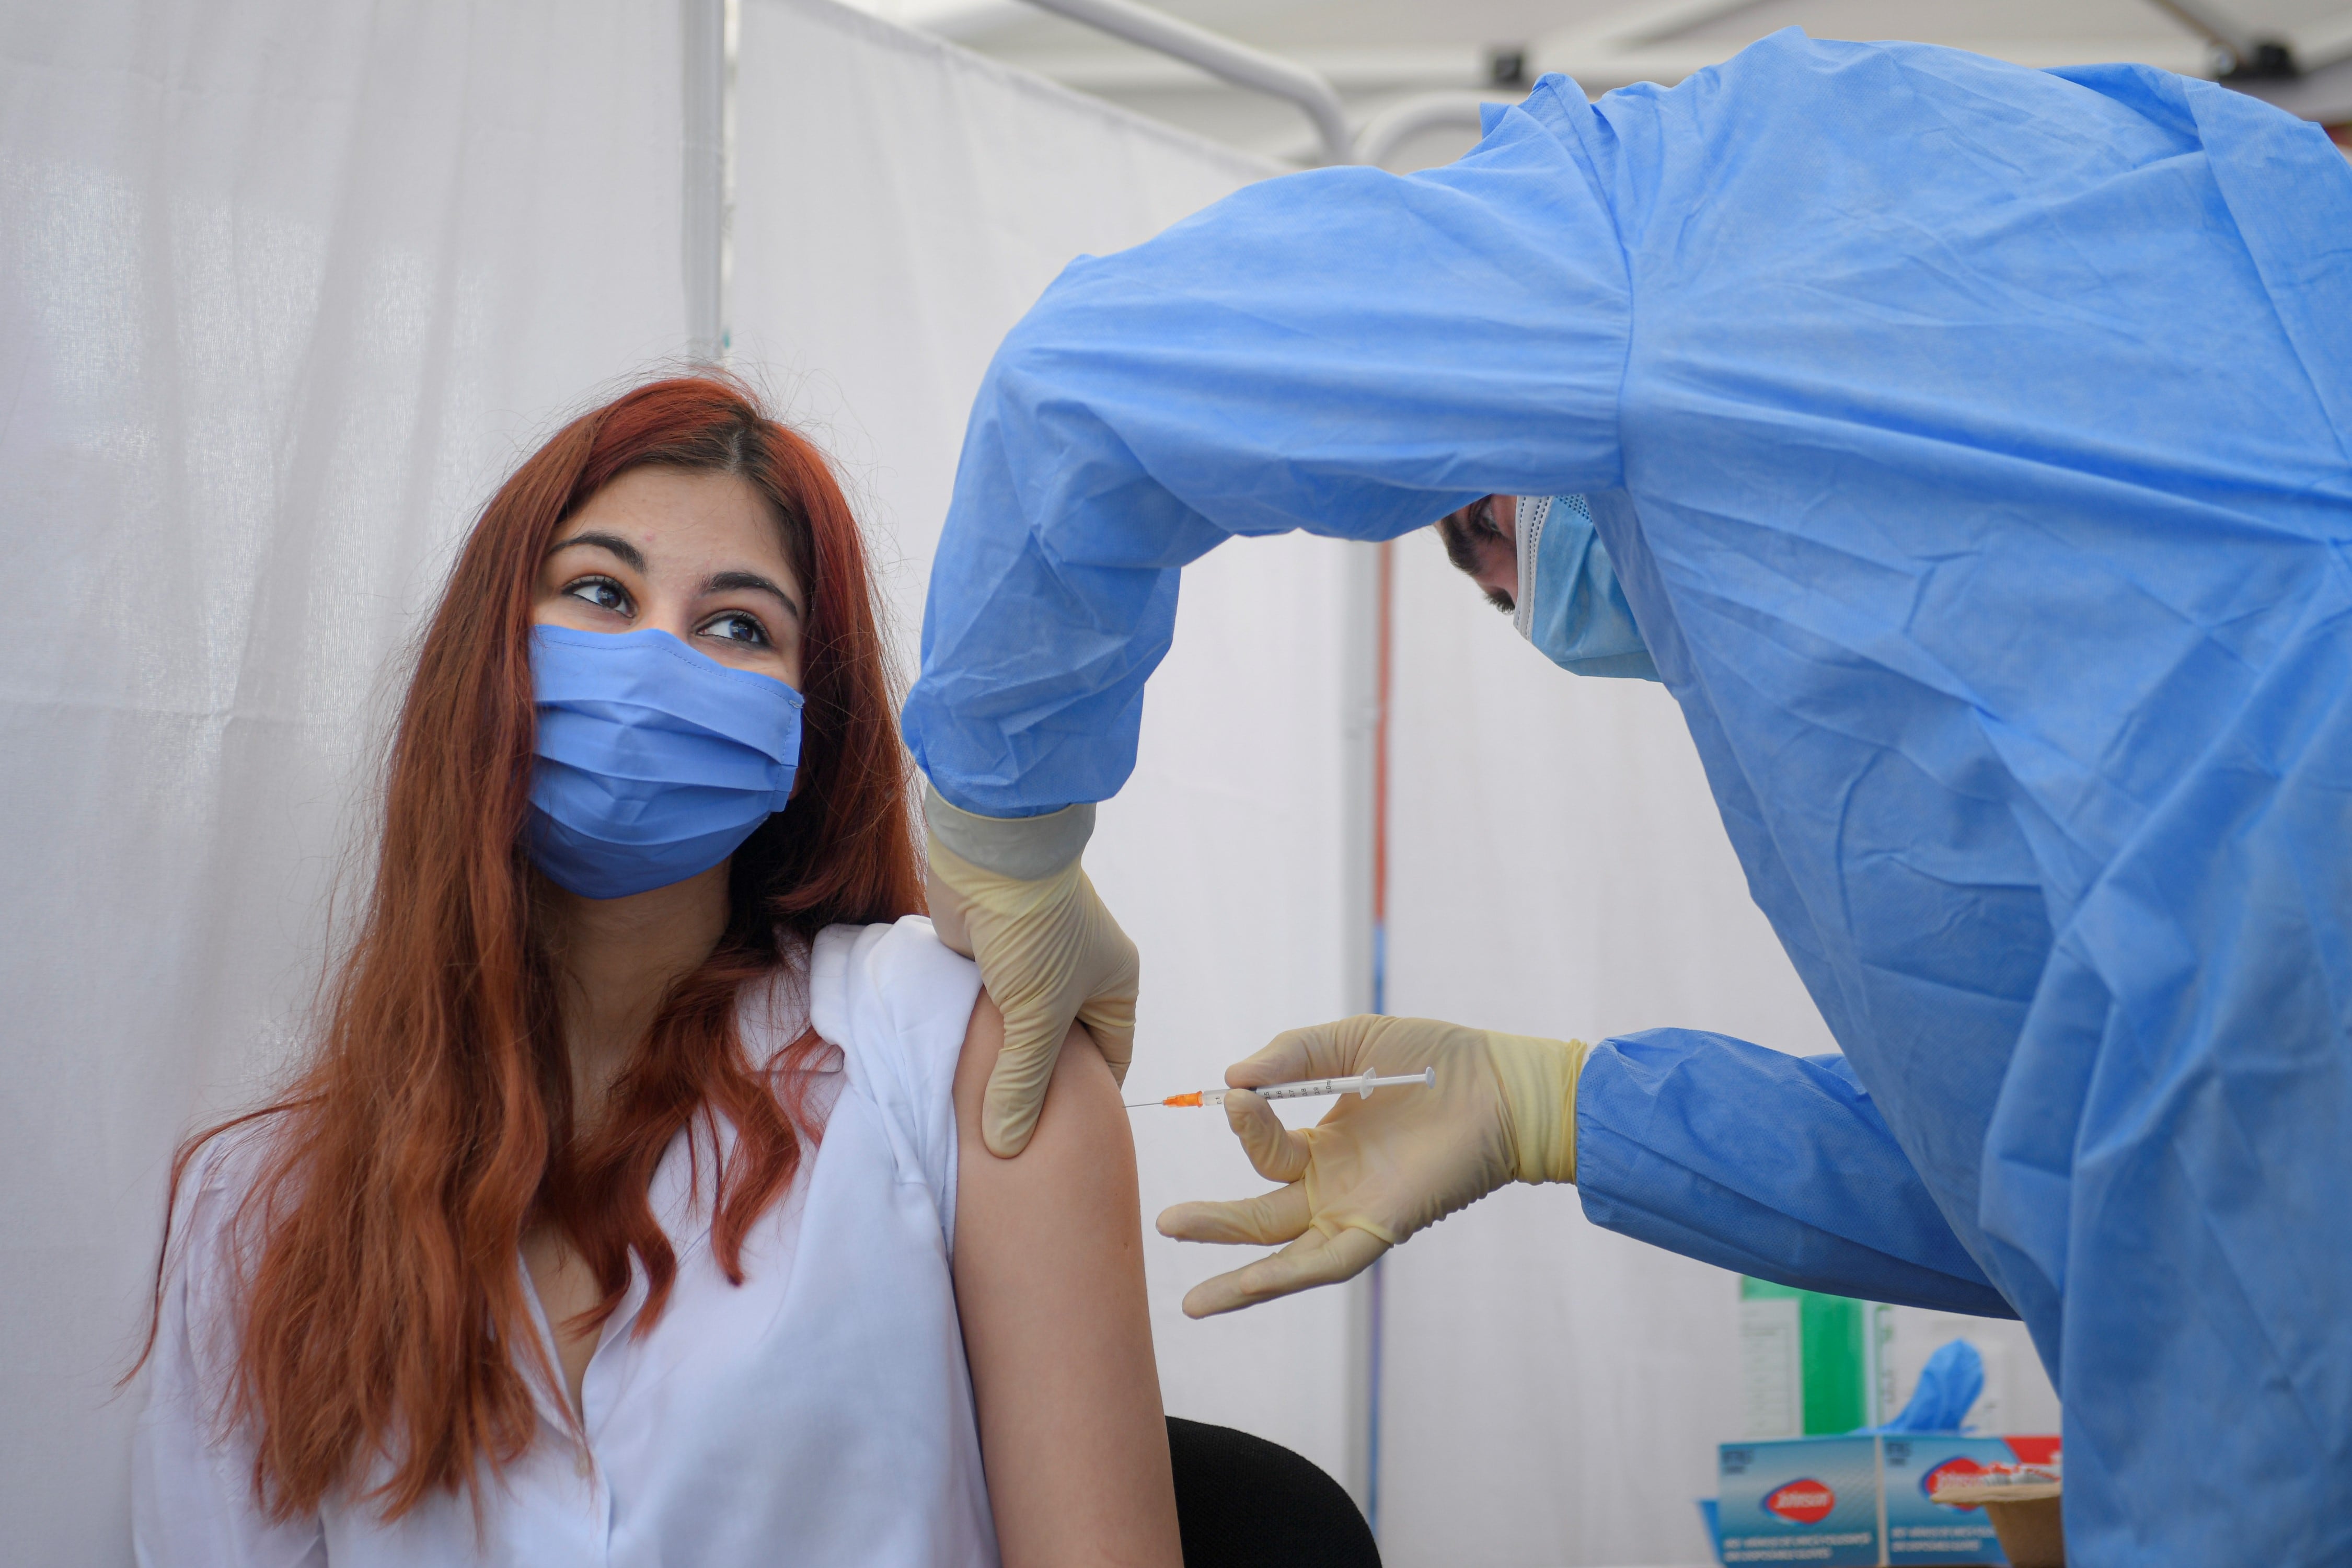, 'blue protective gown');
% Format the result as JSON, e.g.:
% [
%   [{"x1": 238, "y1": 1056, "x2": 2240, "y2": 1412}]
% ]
[{"x1": 903, "y1": 32, "x2": 2352, "y2": 1562}]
